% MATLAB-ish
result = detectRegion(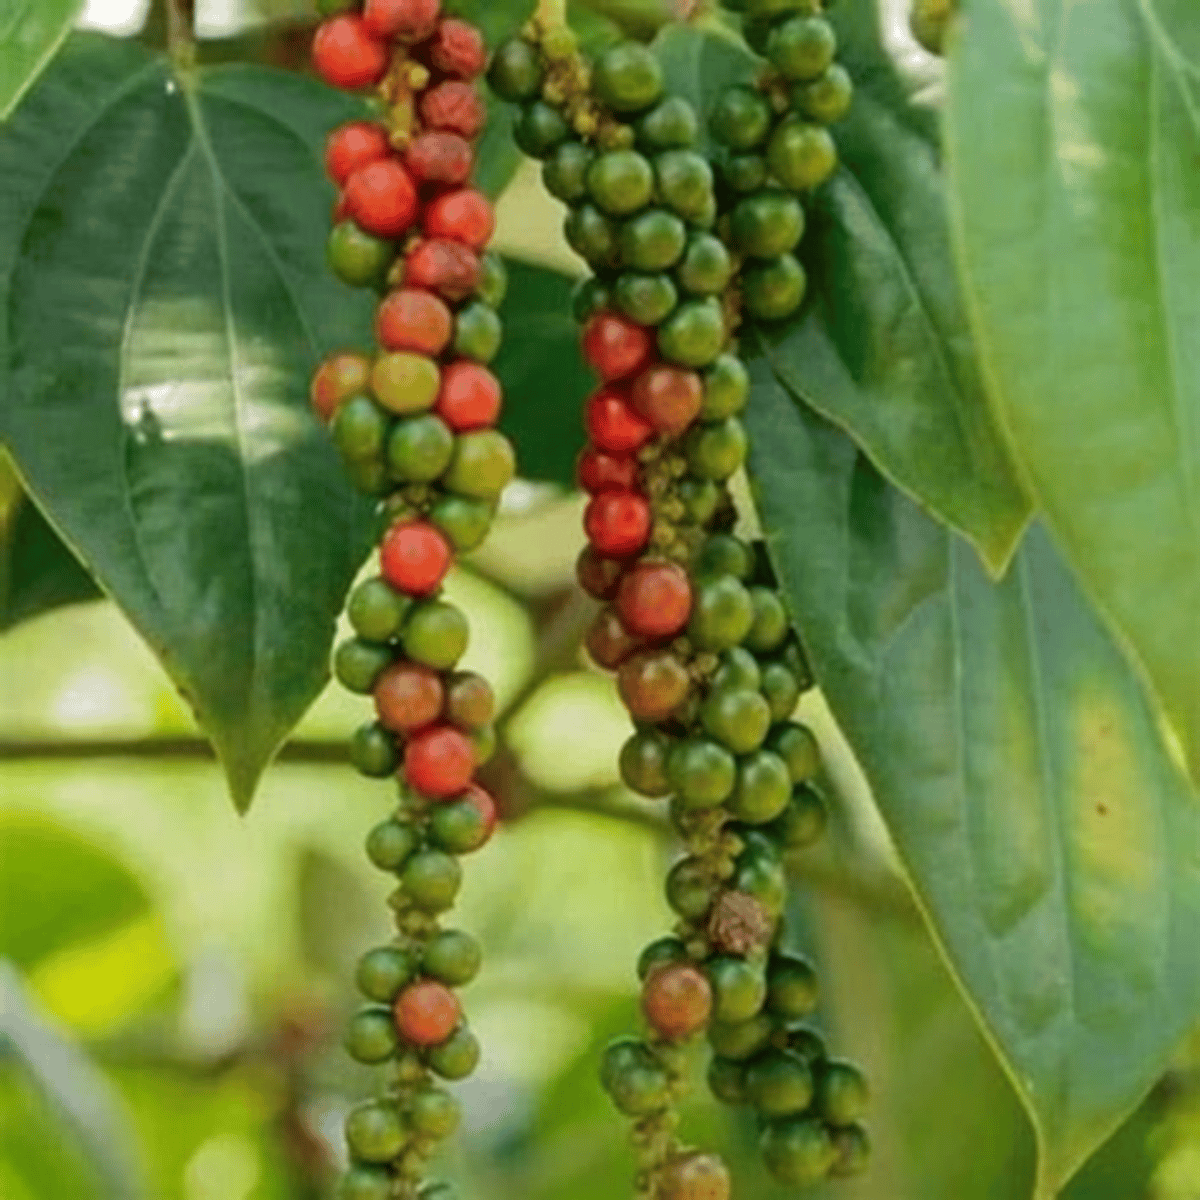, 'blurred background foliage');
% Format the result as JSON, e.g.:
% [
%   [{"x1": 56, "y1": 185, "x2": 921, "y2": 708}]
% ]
[{"x1": 3, "y1": 2, "x2": 1200, "y2": 1200}]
